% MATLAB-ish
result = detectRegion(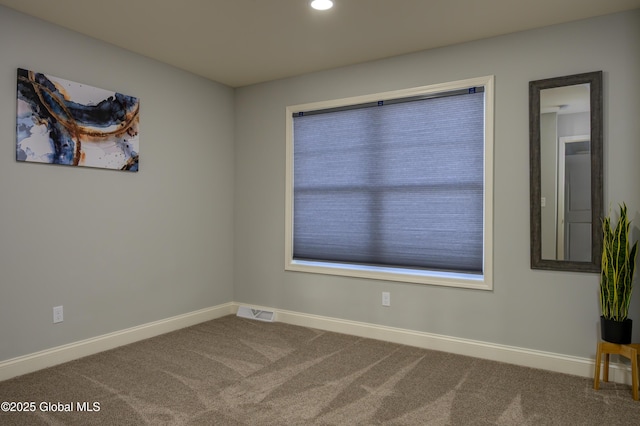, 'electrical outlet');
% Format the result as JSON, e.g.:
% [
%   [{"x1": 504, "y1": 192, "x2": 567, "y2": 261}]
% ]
[
  {"x1": 382, "y1": 292, "x2": 391, "y2": 307},
  {"x1": 53, "y1": 306, "x2": 63, "y2": 323}
]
